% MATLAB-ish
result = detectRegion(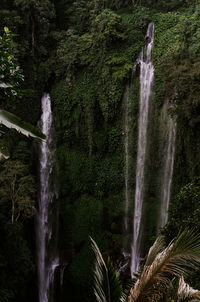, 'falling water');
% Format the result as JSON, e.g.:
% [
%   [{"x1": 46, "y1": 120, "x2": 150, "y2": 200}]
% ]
[
  {"x1": 60, "y1": 266, "x2": 66, "y2": 289},
  {"x1": 124, "y1": 85, "x2": 131, "y2": 242},
  {"x1": 119, "y1": 85, "x2": 132, "y2": 275},
  {"x1": 123, "y1": 62, "x2": 139, "y2": 243},
  {"x1": 159, "y1": 113, "x2": 177, "y2": 228},
  {"x1": 59, "y1": 265, "x2": 66, "y2": 301},
  {"x1": 131, "y1": 23, "x2": 154, "y2": 275},
  {"x1": 36, "y1": 93, "x2": 58, "y2": 302}
]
